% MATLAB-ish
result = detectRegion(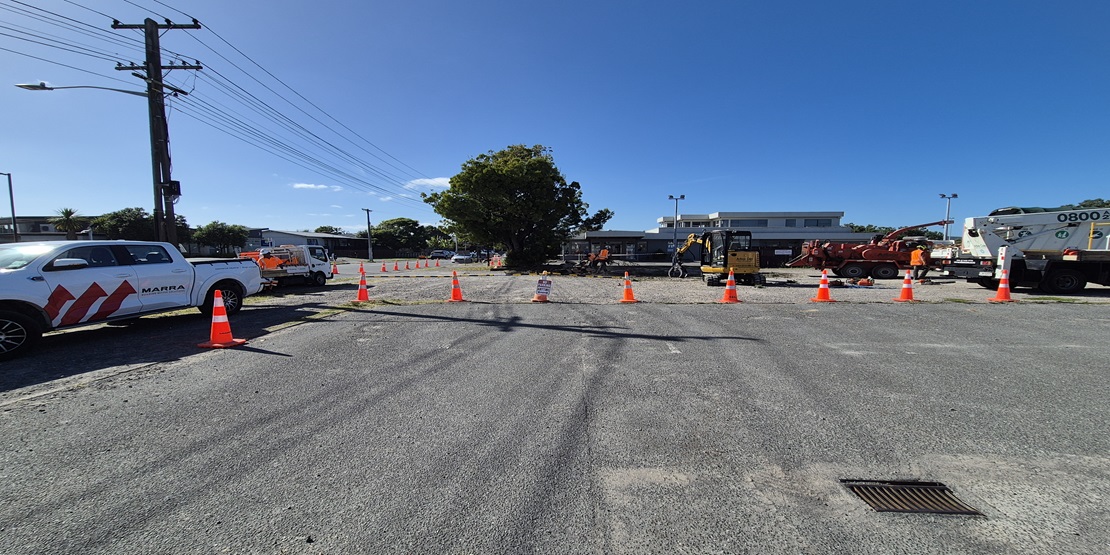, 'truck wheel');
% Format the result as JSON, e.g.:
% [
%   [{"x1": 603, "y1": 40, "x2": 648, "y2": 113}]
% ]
[
  {"x1": 1040, "y1": 269, "x2": 1086, "y2": 294},
  {"x1": 0, "y1": 310, "x2": 43, "y2": 361},
  {"x1": 976, "y1": 277, "x2": 1000, "y2": 289},
  {"x1": 200, "y1": 282, "x2": 245, "y2": 316},
  {"x1": 840, "y1": 264, "x2": 867, "y2": 279},
  {"x1": 311, "y1": 272, "x2": 327, "y2": 286},
  {"x1": 870, "y1": 264, "x2": 900, "y2": 279}
]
